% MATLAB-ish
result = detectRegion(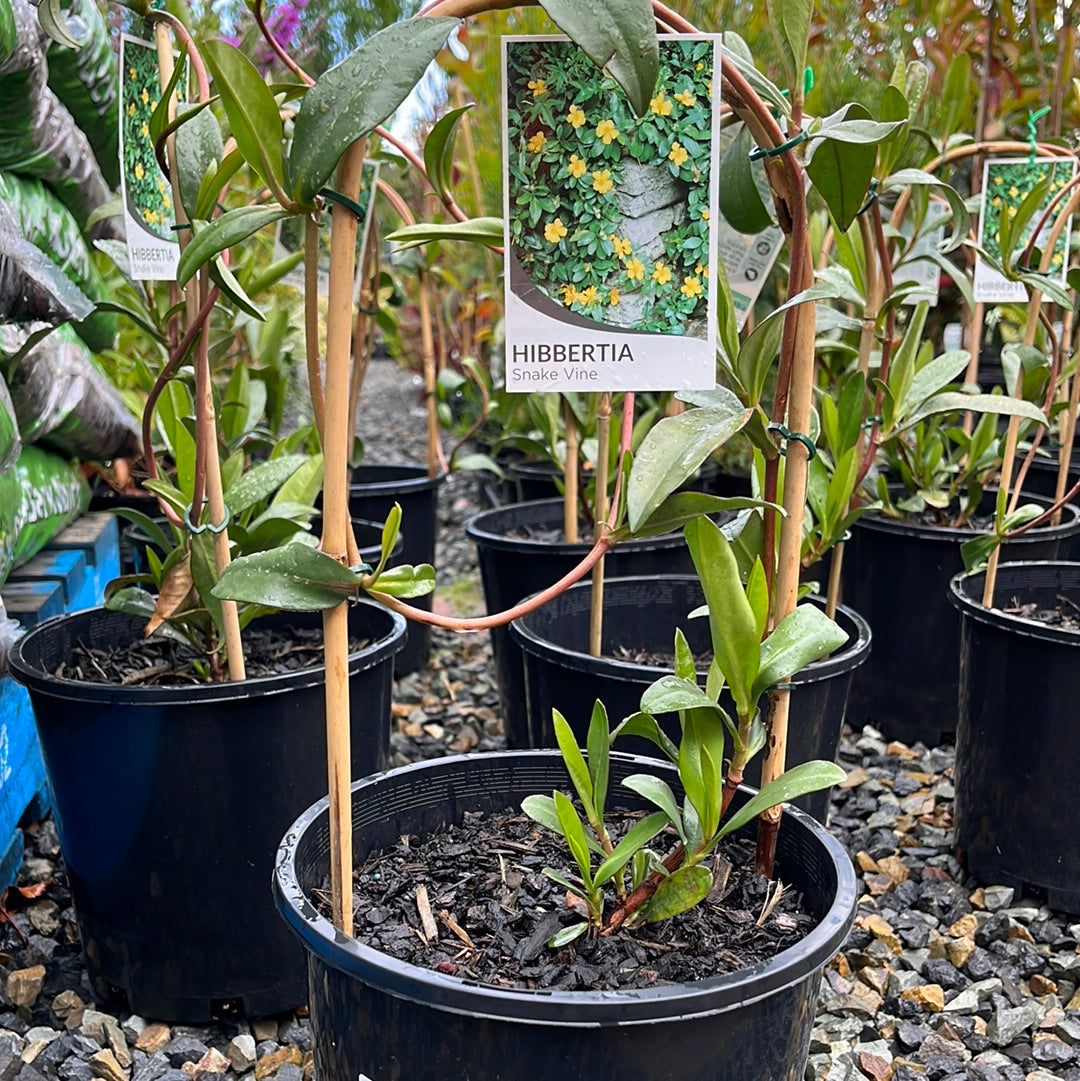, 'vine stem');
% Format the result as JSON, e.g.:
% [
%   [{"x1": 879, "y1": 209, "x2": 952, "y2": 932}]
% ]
[{"x1": 589, "y1": 391, "x2": 613, "y2": 657}]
